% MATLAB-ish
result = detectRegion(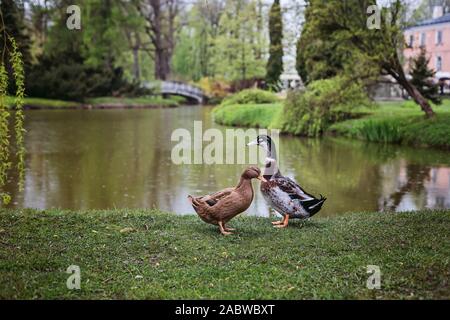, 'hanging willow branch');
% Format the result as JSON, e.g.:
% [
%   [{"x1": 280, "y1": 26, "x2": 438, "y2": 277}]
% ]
[
  {"x1": 0, "y1": 62, "x2": 11, "y2": 204},
  {"x1": 0, "y1": 12, "x2": 26, "y2": 204},
  {"x1": 9, "y1": 36, "x2": 25, "y2": 192}
]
